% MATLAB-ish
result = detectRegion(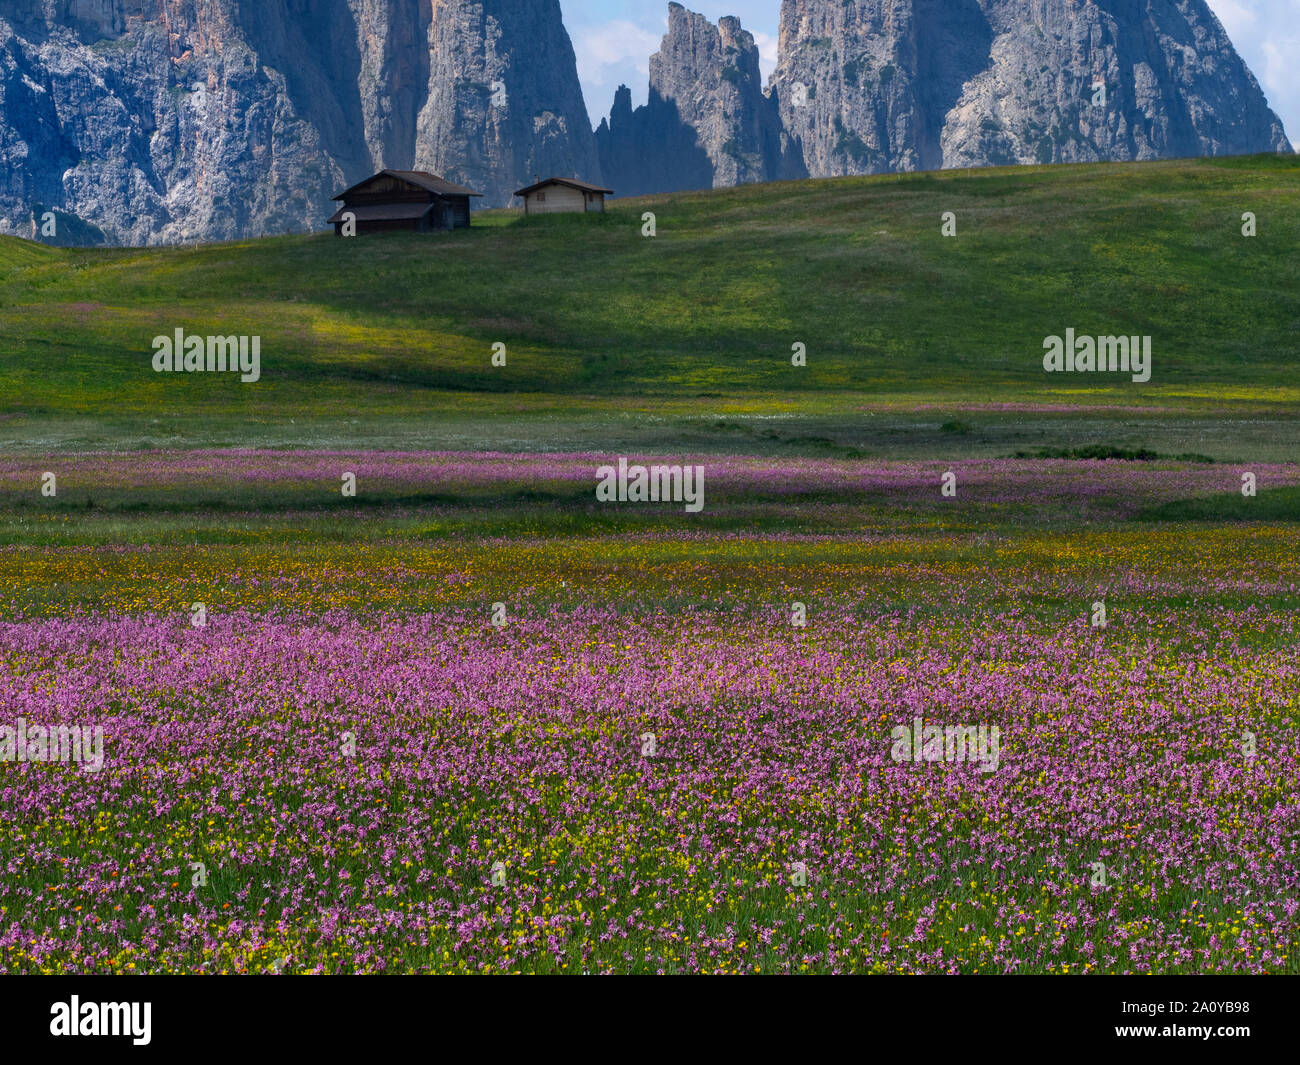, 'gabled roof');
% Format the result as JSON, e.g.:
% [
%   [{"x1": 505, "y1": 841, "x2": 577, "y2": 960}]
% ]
[
  {"x1": 326, "y1": 202, "x2": 437, "y2": 225},
  {"x1": 514, "y1": 176, "x2": 614, "y2": 197},
  {"x1": 333, "y1": 170, "x2": 483, "y2": 201}
]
